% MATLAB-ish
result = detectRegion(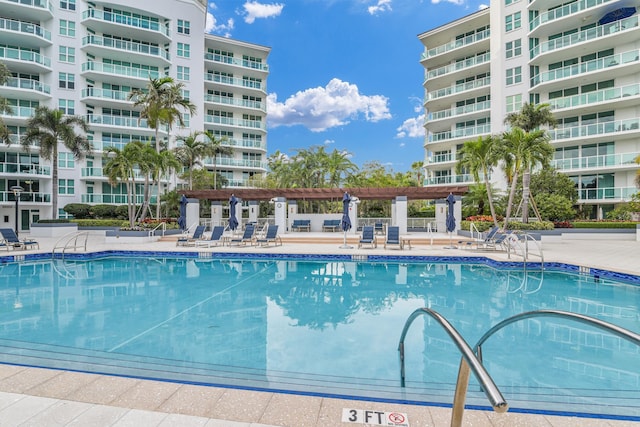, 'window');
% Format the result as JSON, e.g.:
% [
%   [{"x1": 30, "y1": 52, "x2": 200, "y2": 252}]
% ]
[
  {"x1": 506, "y1": 66, "x2": 522, "y2": 85},
  {"x1": 59, "y1": 20, "x2": 76, "y2": 37},
  {"x1": 182, "y1": 89, "x2": 190, "y2": 101},
  {"x1": 505, "y1": 12, "x2": 521, "y2": 32},
  {"x1": 505, "y1": 0, "x2": 520, "y2": 4},
  {"x1": 58, "y1": 99, "x2": 75, "y2": 114},
  {"x1": 58, "y1": 208, "x2": 73, "y2": 219},
  {"x1": 58, "y1": 179, "x2": 74, "y2": 195},
  {"x1": 59, "y1": 72, "x2": 75, "y2": 89},
  {"x1": 58, "y1": 152, "x2": 75, "y2": 168},
  {"x1": 60, "y1": 0, "x2": 75, "y2": 10},
  {"x1": 177, "y1": 20, "x2": 190, "y2": 34},
  {"x1": 506, "y1": 94, "x2": 523, "y2": 113},
  {"x1": 59, "y1": 46, "x2": 75, "y2": 63},
  {"x1": 182, "y1": 113, "x2": 190, "y2": 128},
  {"x1": 177, "y1": 43, "x2": 190, "y2": 58},
  {"x1": 177, "y1": 66, "x2": 190, "y2": 81},
  {"x1": 505, "y1": 39, "x2": 521, "y2": 59}
]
